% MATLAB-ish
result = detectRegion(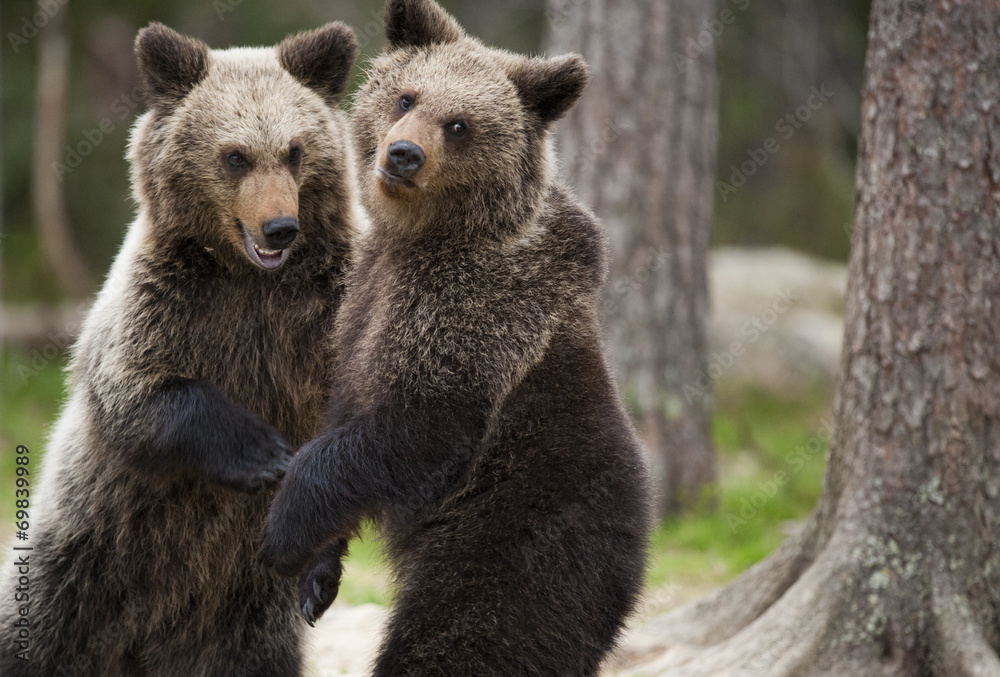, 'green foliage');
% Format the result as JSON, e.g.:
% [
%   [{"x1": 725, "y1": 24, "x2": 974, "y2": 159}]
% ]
[
  {"x1": 0, "y1": 348, "x2": 69, "y2": 521},
  {"x1": 2, "y1": 230, "x2": 64, "y2": 304},
  {"x1": 338, "y1": 524, "x2": 393, "y2": 606}
]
